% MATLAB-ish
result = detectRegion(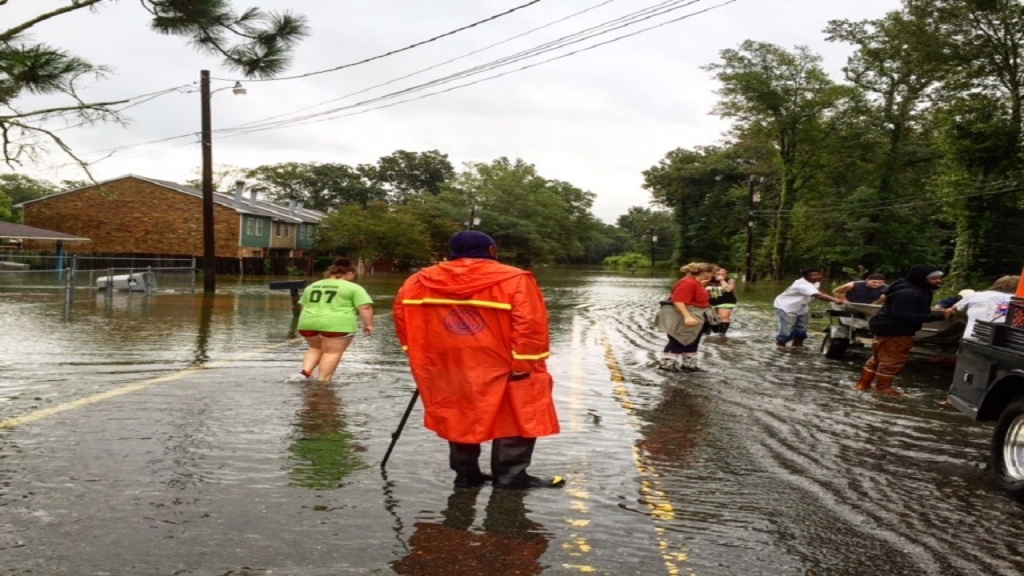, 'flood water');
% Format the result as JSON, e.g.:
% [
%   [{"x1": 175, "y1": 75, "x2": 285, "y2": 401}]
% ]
[{"x1": 1, "y1": 269, "x2": 1022, "y2": 575}]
